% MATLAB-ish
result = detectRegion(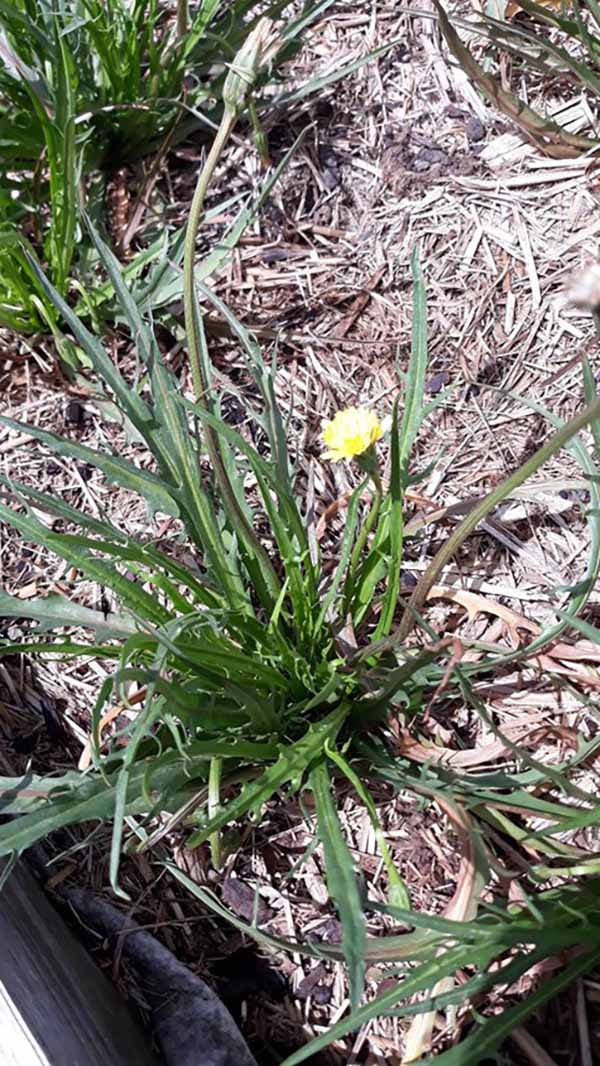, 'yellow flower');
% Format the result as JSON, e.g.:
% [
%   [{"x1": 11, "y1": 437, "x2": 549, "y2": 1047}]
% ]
[{"x1": 321, "y1": 406, "x2": 388, "y2": 462}]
